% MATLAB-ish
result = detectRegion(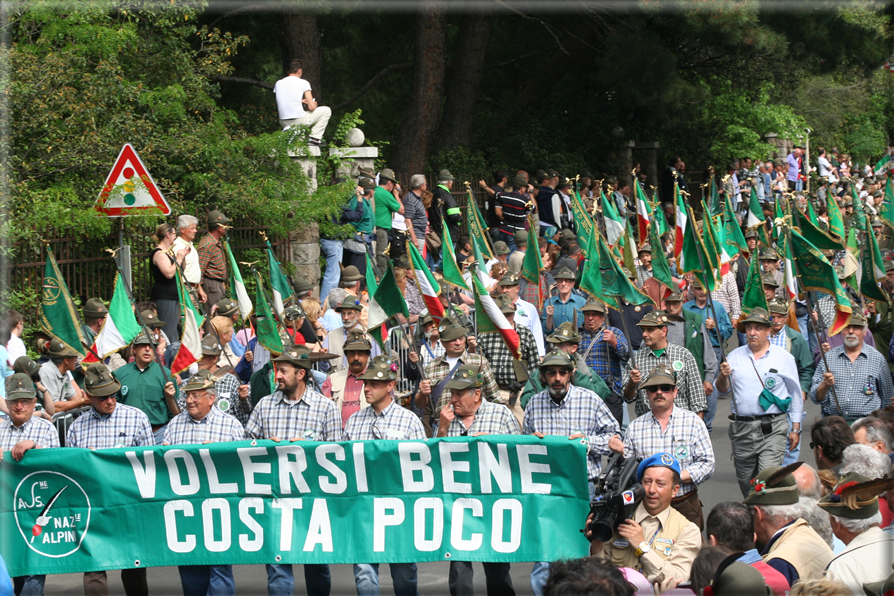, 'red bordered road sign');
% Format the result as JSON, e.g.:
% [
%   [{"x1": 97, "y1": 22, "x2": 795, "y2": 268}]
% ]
[{"x1": 95, "y1": 144, "x2": 171, "y2": 217}]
